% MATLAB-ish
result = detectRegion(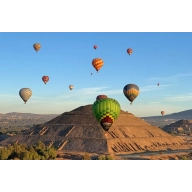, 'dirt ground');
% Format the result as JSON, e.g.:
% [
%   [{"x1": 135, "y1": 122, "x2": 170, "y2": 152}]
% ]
[
  {"x1": 56, "y1": 146, "x2": 192, "y2": 160},
  {"x1": 55, "y1": 135, "x2": 192, "y2": 160}
]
